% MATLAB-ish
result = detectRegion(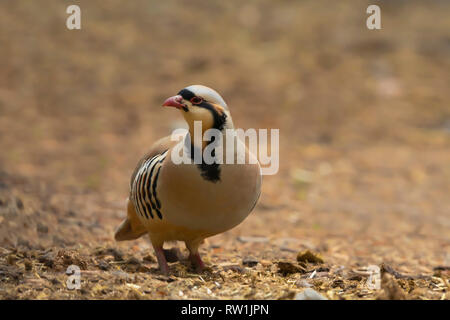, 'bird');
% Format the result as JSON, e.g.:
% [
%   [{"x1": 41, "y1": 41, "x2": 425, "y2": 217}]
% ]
[{"x1": 114, "y1": 85, "x2": 262, "y2": 275}]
